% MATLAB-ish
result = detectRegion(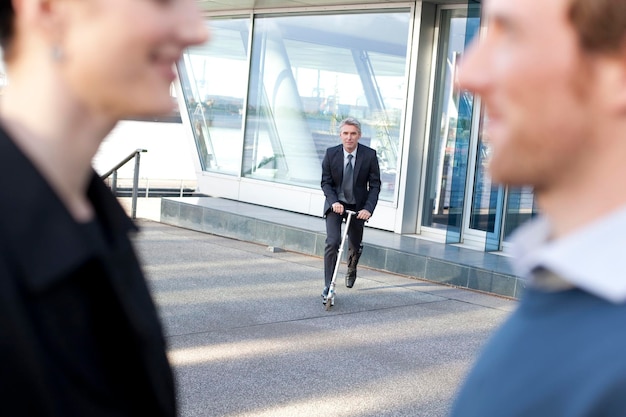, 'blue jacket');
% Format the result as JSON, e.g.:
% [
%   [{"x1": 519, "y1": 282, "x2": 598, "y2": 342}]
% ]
[{"x1": 451, "y1": 287, "x2": 626, "y2": 417}]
